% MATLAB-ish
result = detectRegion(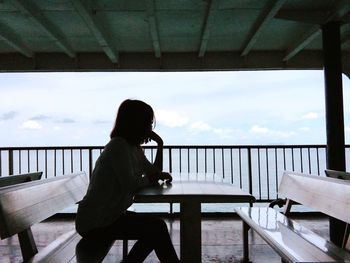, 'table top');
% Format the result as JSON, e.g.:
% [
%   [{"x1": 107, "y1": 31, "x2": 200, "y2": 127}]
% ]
[{"x1": 135, "y1": 179, "x2": 255, "y2": 203}]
